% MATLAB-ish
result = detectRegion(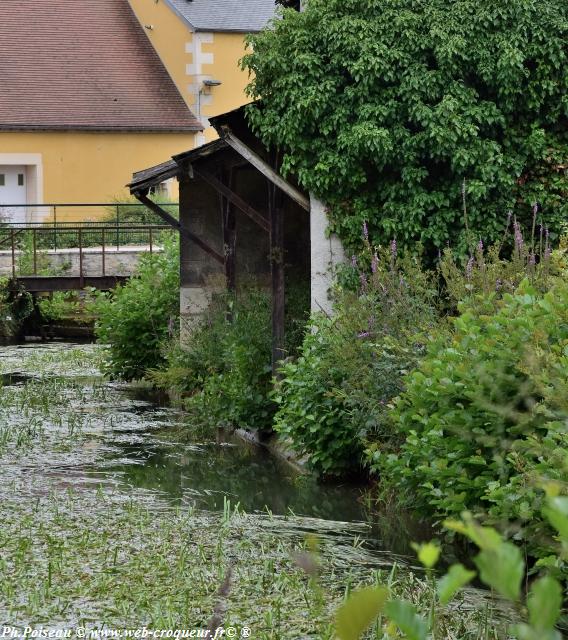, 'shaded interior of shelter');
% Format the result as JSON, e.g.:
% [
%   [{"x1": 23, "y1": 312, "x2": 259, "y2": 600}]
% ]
[{"x1": 129, "y1": 105, "x2": 311, "y2": 354}]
